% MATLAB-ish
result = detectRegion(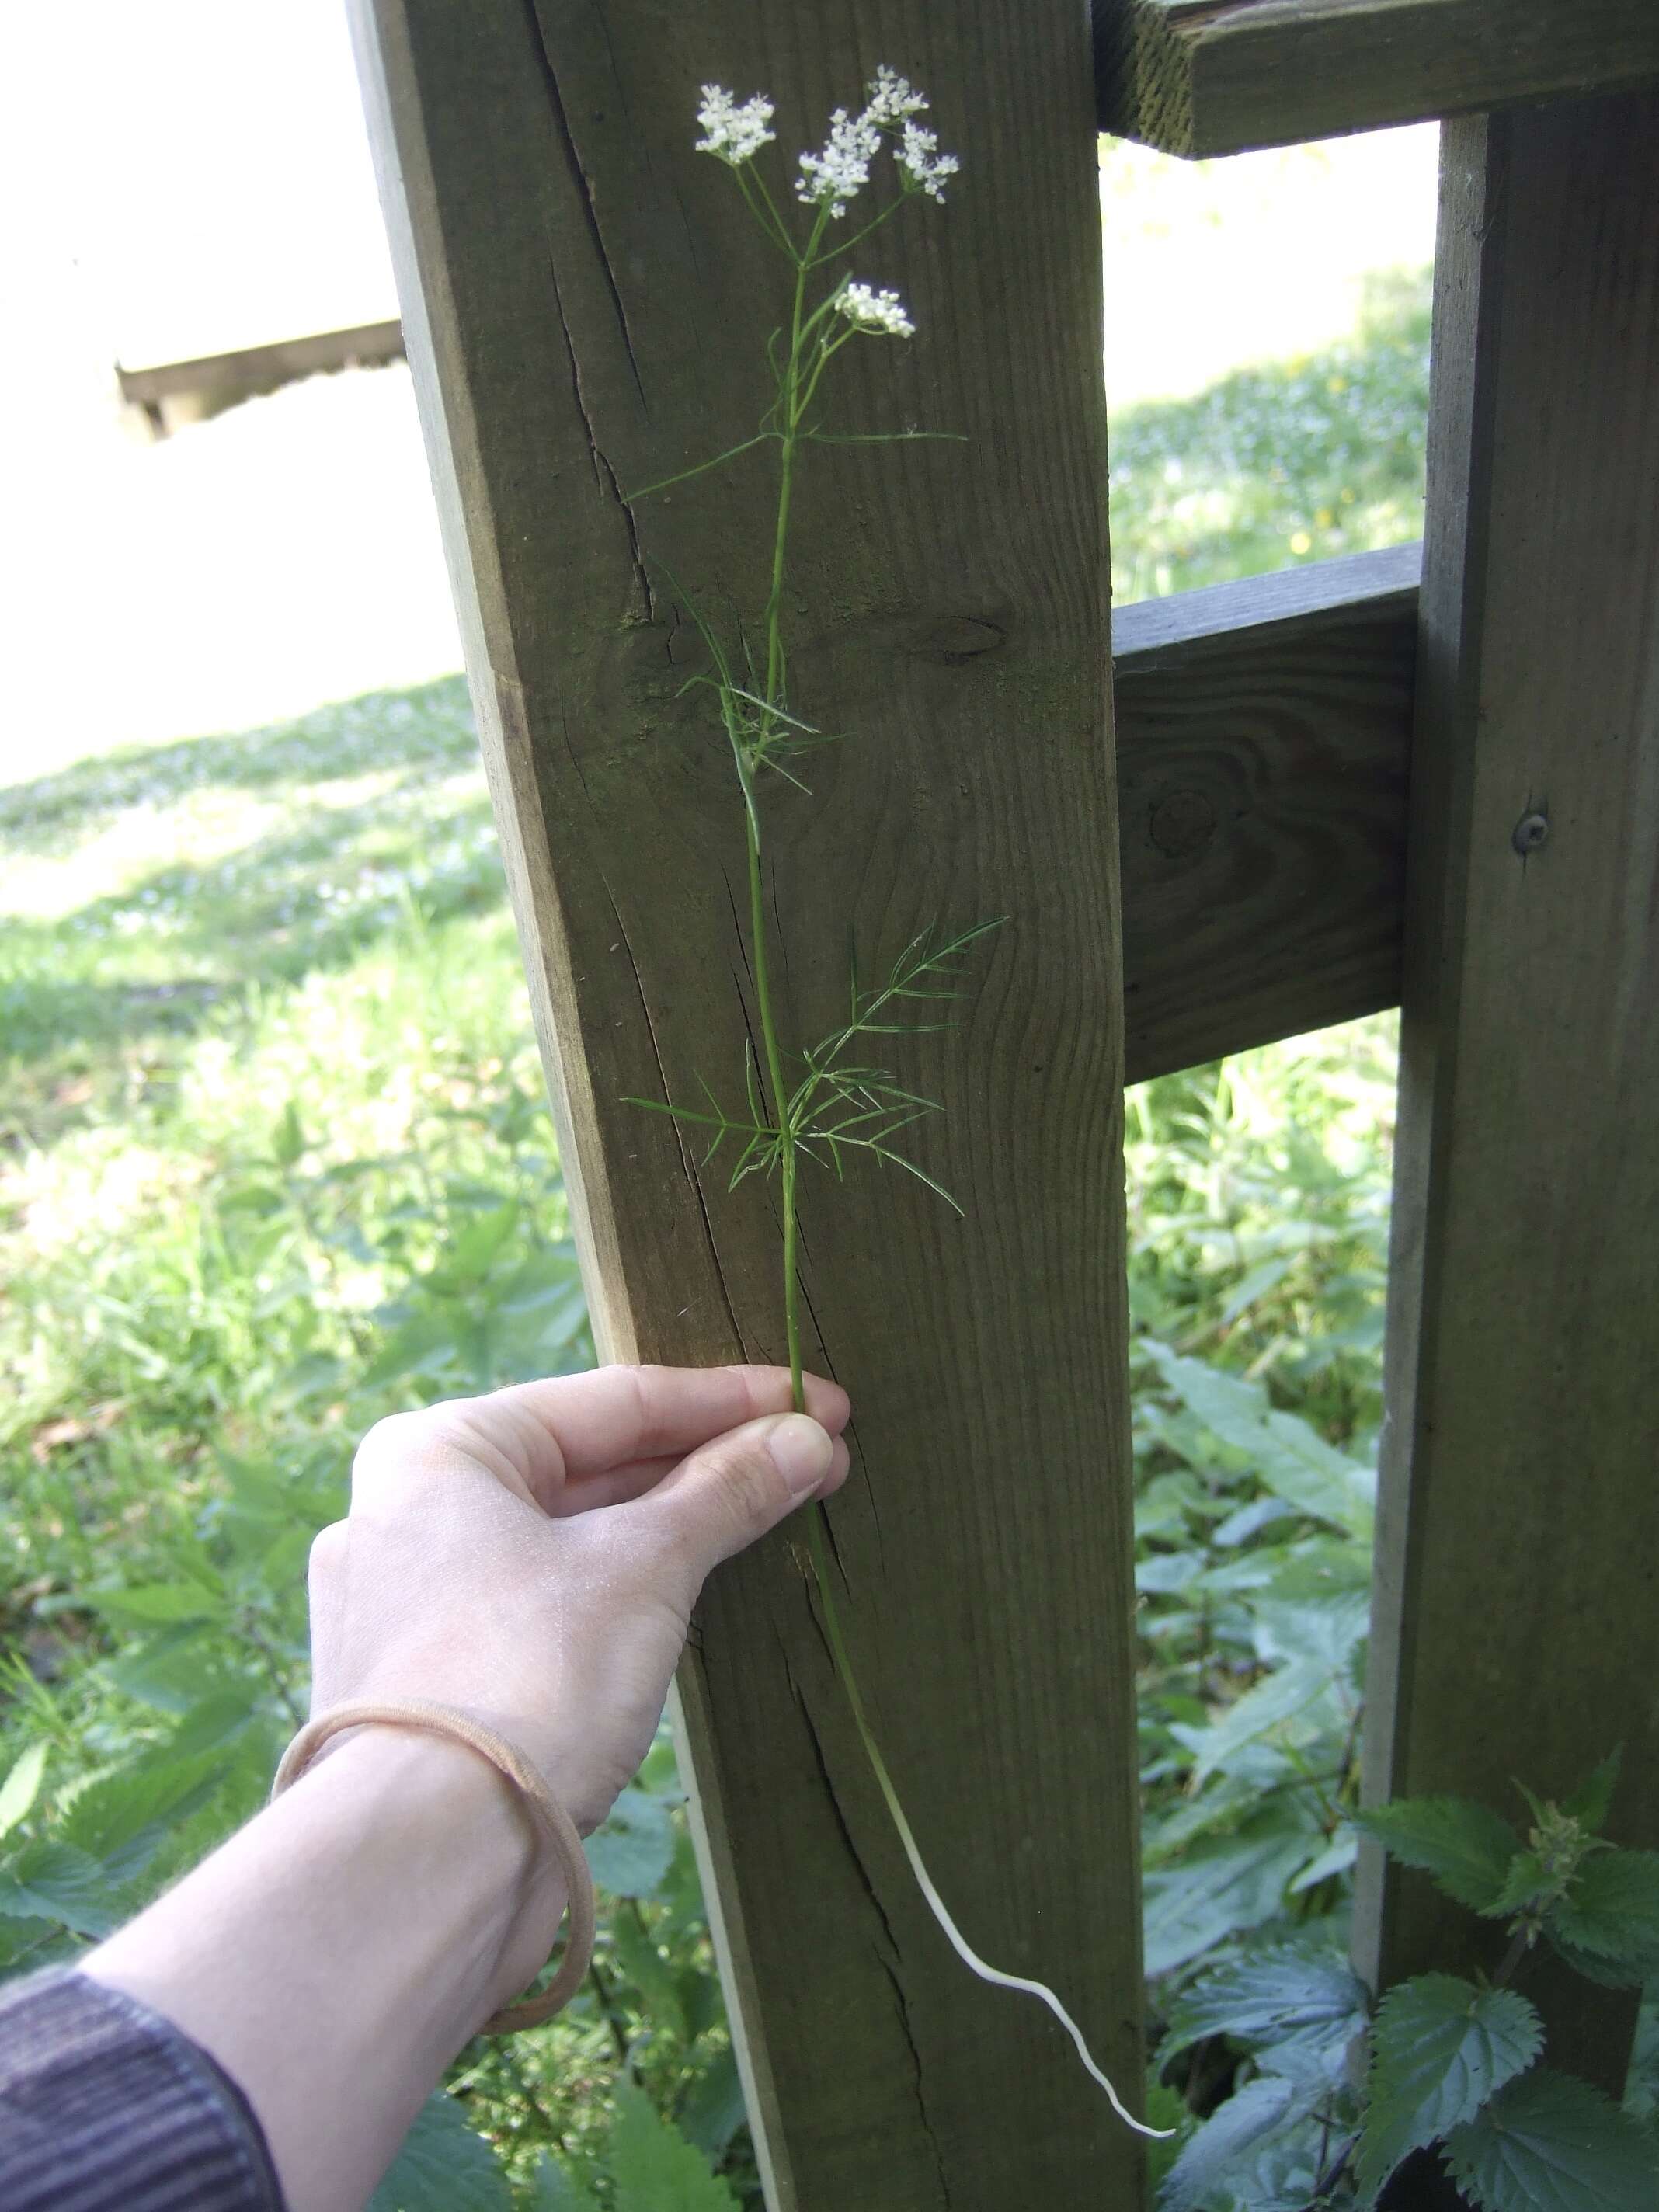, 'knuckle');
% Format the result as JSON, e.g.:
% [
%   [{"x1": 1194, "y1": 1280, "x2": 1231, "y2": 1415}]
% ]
[{"x1": 307, "y1": 1519, "x2": 348, "y2": 1587}]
